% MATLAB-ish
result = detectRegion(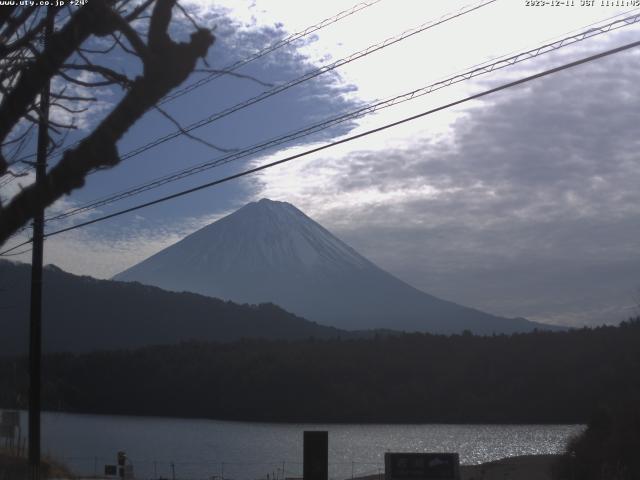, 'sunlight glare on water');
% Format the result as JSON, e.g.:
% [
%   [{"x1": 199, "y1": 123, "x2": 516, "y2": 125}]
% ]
[{"x1": 26, "y1": 411, "x2": 583, "y2": 480}]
